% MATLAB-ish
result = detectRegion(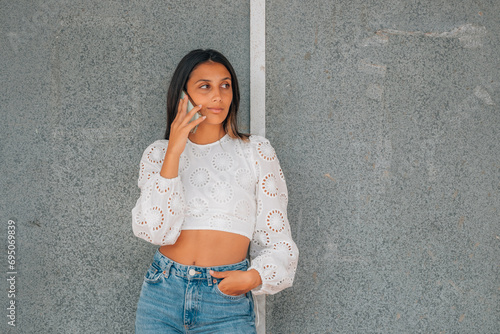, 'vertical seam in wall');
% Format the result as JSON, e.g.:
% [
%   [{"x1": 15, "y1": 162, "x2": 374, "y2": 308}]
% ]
[
  {"x1": 250, "y1": 3, "x2": 266, "y2": 334},
  {"x1": 250, "y1": 0, "x2": 266, "y2": 137}
]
